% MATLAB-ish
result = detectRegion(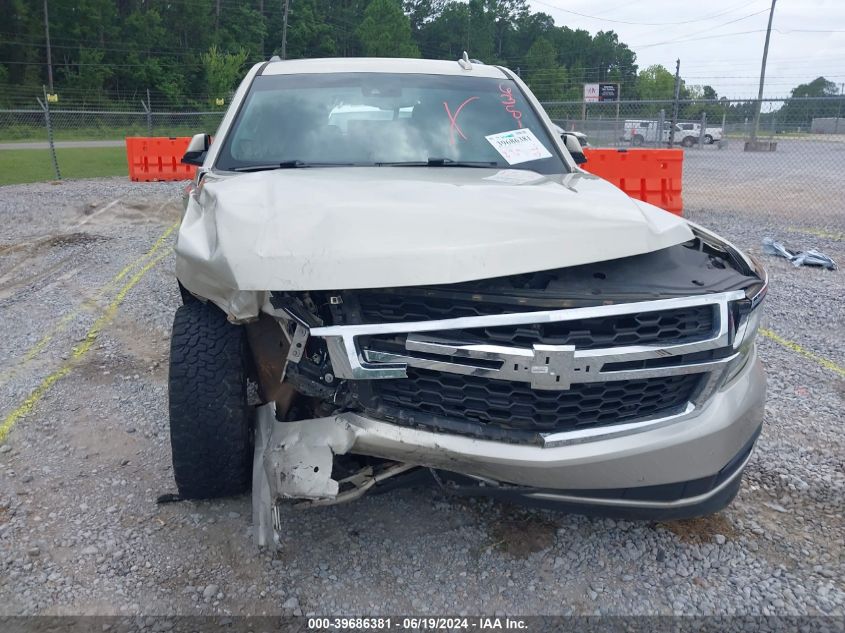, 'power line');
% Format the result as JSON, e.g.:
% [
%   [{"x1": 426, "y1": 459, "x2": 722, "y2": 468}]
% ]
[
  {"x1": 631, "y1": 7, "x2": 770, "y2": 48},
  {"x1": 778, "y1": 28, "x2": 845, "y2": 33},
  {"x1": 531, "y1": 0, "x2": 764, "y2": 26}
]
